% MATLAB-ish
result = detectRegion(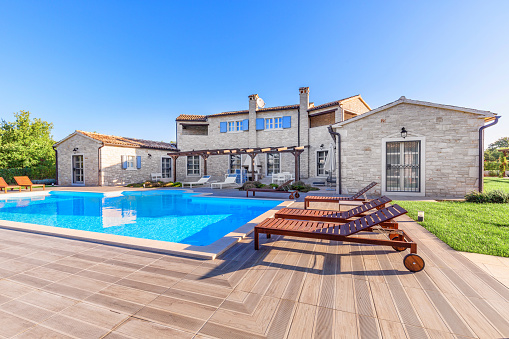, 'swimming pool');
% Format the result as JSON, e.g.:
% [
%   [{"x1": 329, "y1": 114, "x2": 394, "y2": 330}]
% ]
[{"x1": 0, "y1": 190, "x2": 283, "y2": 246}]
